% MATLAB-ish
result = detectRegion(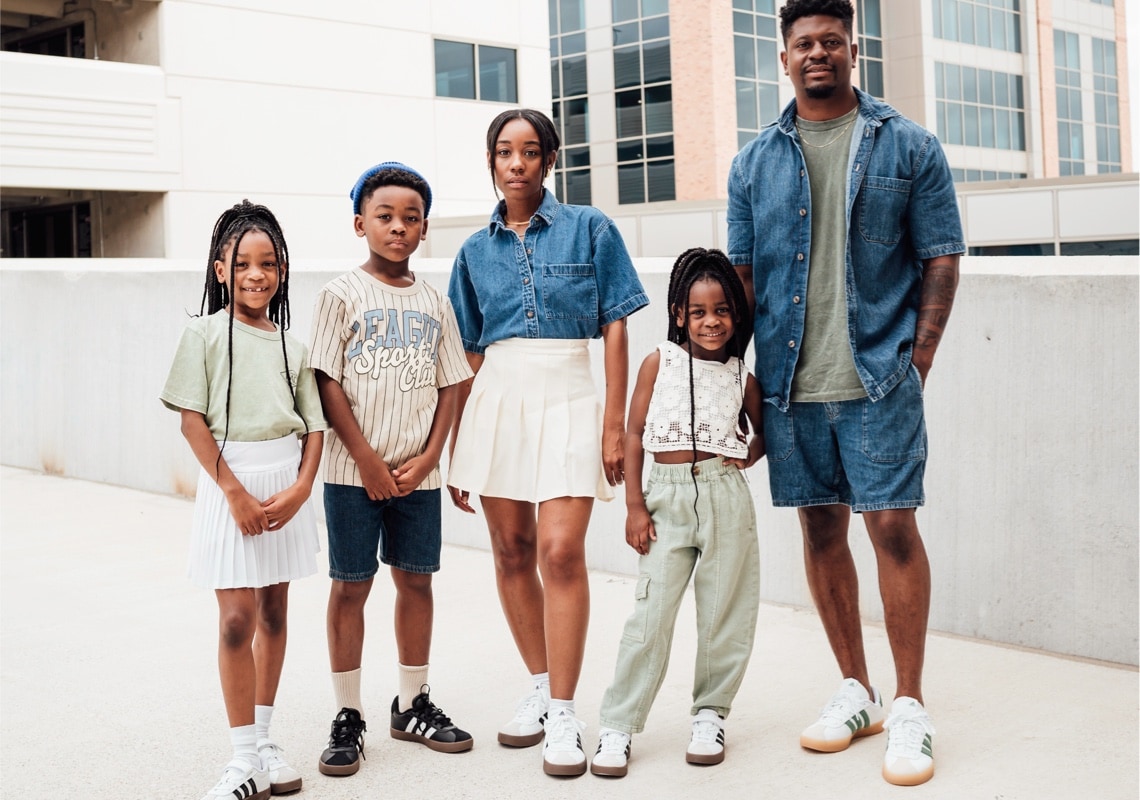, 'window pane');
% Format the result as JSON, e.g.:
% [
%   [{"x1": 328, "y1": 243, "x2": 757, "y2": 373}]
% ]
[
  {"x1": 615, "y1": 89, "x2": 643, "y2": 137},
  {"x1": 562, "y1": 54, "x2": 587, "y2": 96},
  {"x1": 975, "y1": 6, "x2": 991, "y2": 48},
  {"x1": 736, "y1": 80, "x2": 758, "y2": 129},
  {"x1": 644, "y1": 83, "x2": 673, "y2": 134},
  {"x1": 979, "y1": 69, "x2": 993, "y2": 104},
  {"x1": 435, "y1": 40, "x2": 475, "y2": 99},
  {"x1": 757, "y1": 38, "x2": 778, "y2": 81},
  {"x1": 614, "y1": 46, "x2": 641, "y2": 88},
  {"x1": 945, "y1": 64, "x2": 961, "y2": 100},
  {"x1": 946, "y1": 103, "x2": 963, "y2": 144},
  {"x1": 964, "y1": 104, "x2": 979, "y2": 146},
  {"x1": 564, "y1": 98, "x2": 589, "y2": 145},
  {"x1": 642, "y1": 39, "x2": 671, "y2": 83},
  {"x1": 862, "y1": 0, "x2": 882, "y2": 36},
  {"x1": 733, "y1": 11, "x2": 753, "y2": 33},
  {"x1": 995, "y1": 108, "x2": 1010, "y2": 148},
  {"x1": 562, "y1": 32, "x2": 586, "y2": 55},
  {"x1": 642, "y1": 0, "x2": 668, "y2": 16},
  {"x1": 562, "y1": 145, "x2": 591, "y2": 168},
  {"x1": 613, "y1": 21, "x2": 639, "y2": 46},
  {"x1": 735, "y1": 35, "x2": 756, "y2": 78},
  {"x1": 617, "y1": 140, "x2": 644, "y2": 162},
  {"x1": 759, "y1": 82, "x2": 779, "y2": 124},
  {"x1": 618, "y1": 162, "x2": 645, "y2": 204},
  {"x1": 479, "y1": 46, "x2": 517, "y2": 103},
  {"x1": 647, "y1": 159, "x2": 675, "y2": 202},
  {"x1": 613, "y1": 0, "x2": 638, "y2": 23},
  {"x1": 980, "y1": 106, "x2": 995, "y2": 145},
  {"x1": 756, "y1": 15, "x2": 777, "y2": 38},
  {"x1": 963, "y1": 66, "x2": 977, "y2": 102},
  {"x1": 958, "y1": 1, "x2": 974, "y2": 44},
  {"x1": 646, "y1": 134, "x2": 673, "y2": 158},
  {"x1": 642, "y1": 16, "x2": 669, "y2": 39},
  {"x1": 565, "y1": 169, "x2": 592, "y2": 205},
  {"x1": 561, "y1": 0, "x2": 585, "y2": 32}
]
